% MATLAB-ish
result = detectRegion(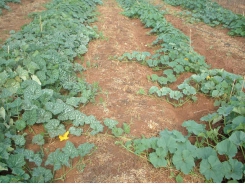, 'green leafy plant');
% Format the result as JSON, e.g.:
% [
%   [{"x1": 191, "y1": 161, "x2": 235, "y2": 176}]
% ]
[
  {"x1": 163, "y1": 0, "x2": 245, "y2": 37},
  {"x1": 45, "y1": 141, "x2": 95, "y2": 181},
  {"x1": 117, "y1": 0, "x2": 245, "y2": 182},
  {"x1": 0, "y1": 0, "x2": 103, "y2": 182},
  {"x1": 104, "y1": 118, "x2": 130, "y2": 137}
]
